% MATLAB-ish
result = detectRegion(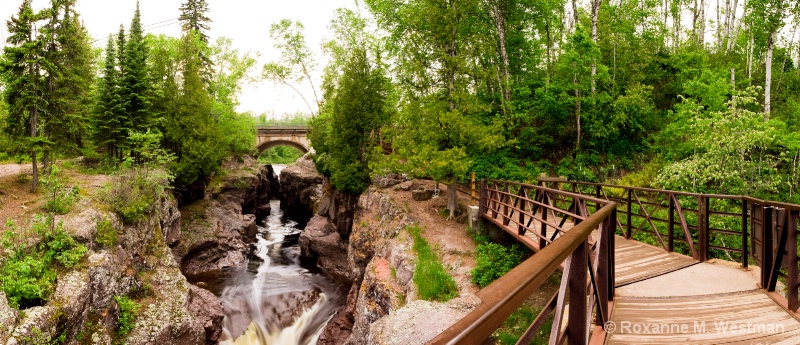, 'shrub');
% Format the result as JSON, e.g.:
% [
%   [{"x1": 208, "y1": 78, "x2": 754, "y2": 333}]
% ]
[
  {"x1": 105, "y1": 161, "x2": 173, "y2": 224},
  {"x1": 114, "y1": 295, "x2": 139, "y2": 337},
  {"x1": 471, "y1": 236, "x2": 527, "y2": 288},
  {"x1": 408, "y1": 225, "x2": 458, "y2": 302},
  {"x1": 0, "y1": 216, "x2": 87, "y2": 309},
  {"x1": 42, "y1": 166, "x2": 79, "y2": 215},
  {"x1": 95, "y1": 218, "x2": 118, "y2": 248}
]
